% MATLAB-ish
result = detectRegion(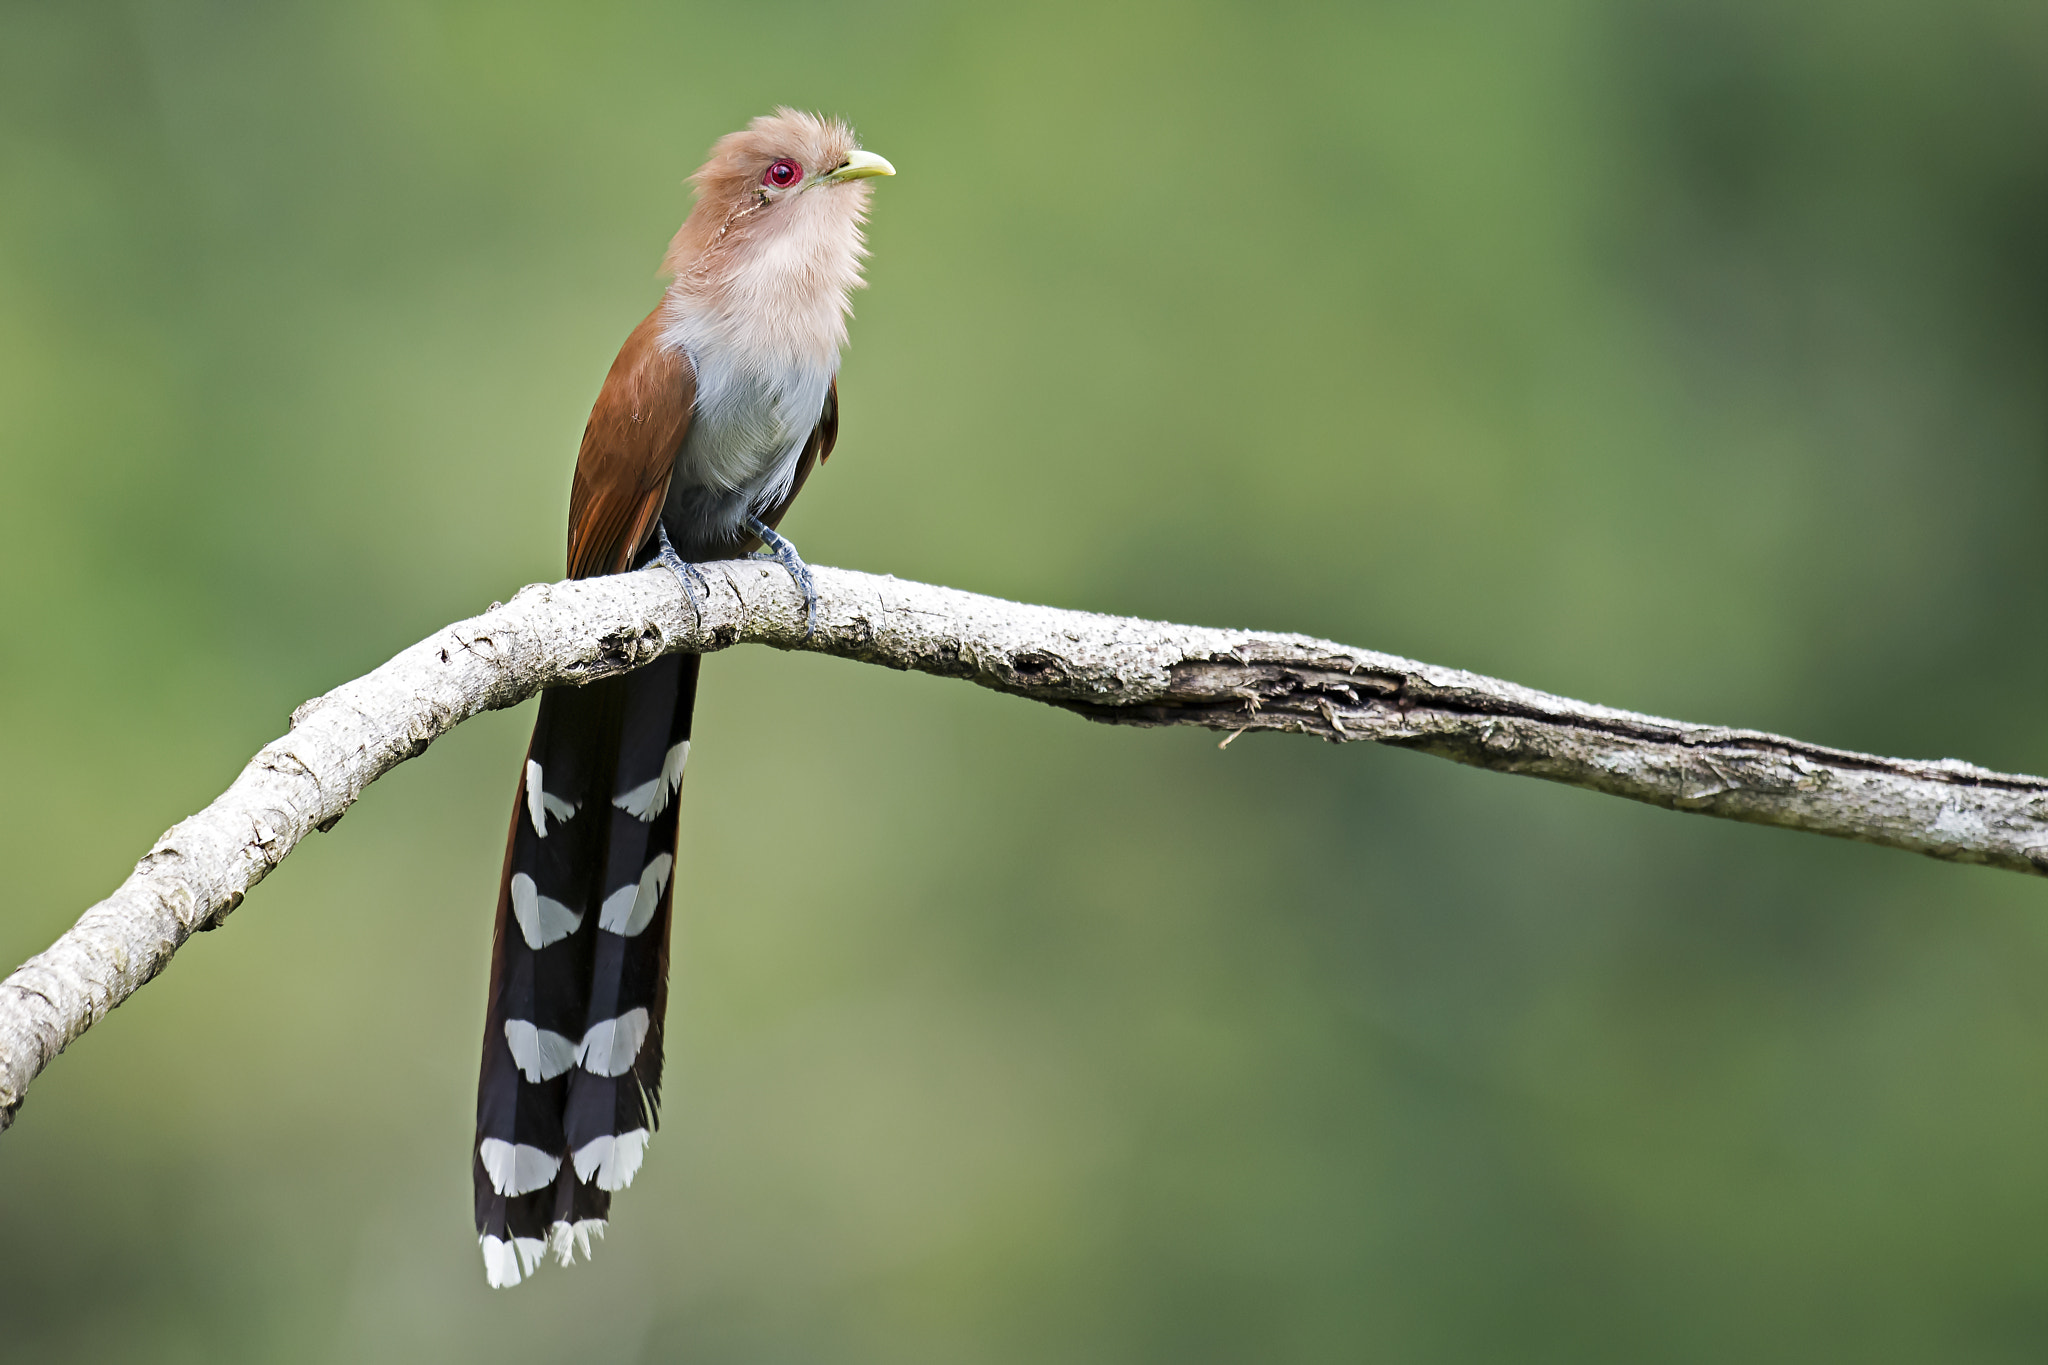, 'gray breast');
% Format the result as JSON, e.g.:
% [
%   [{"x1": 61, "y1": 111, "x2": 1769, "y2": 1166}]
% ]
[{"x1": 662, "y1": 340, "x2": 835, "y2": 555}]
